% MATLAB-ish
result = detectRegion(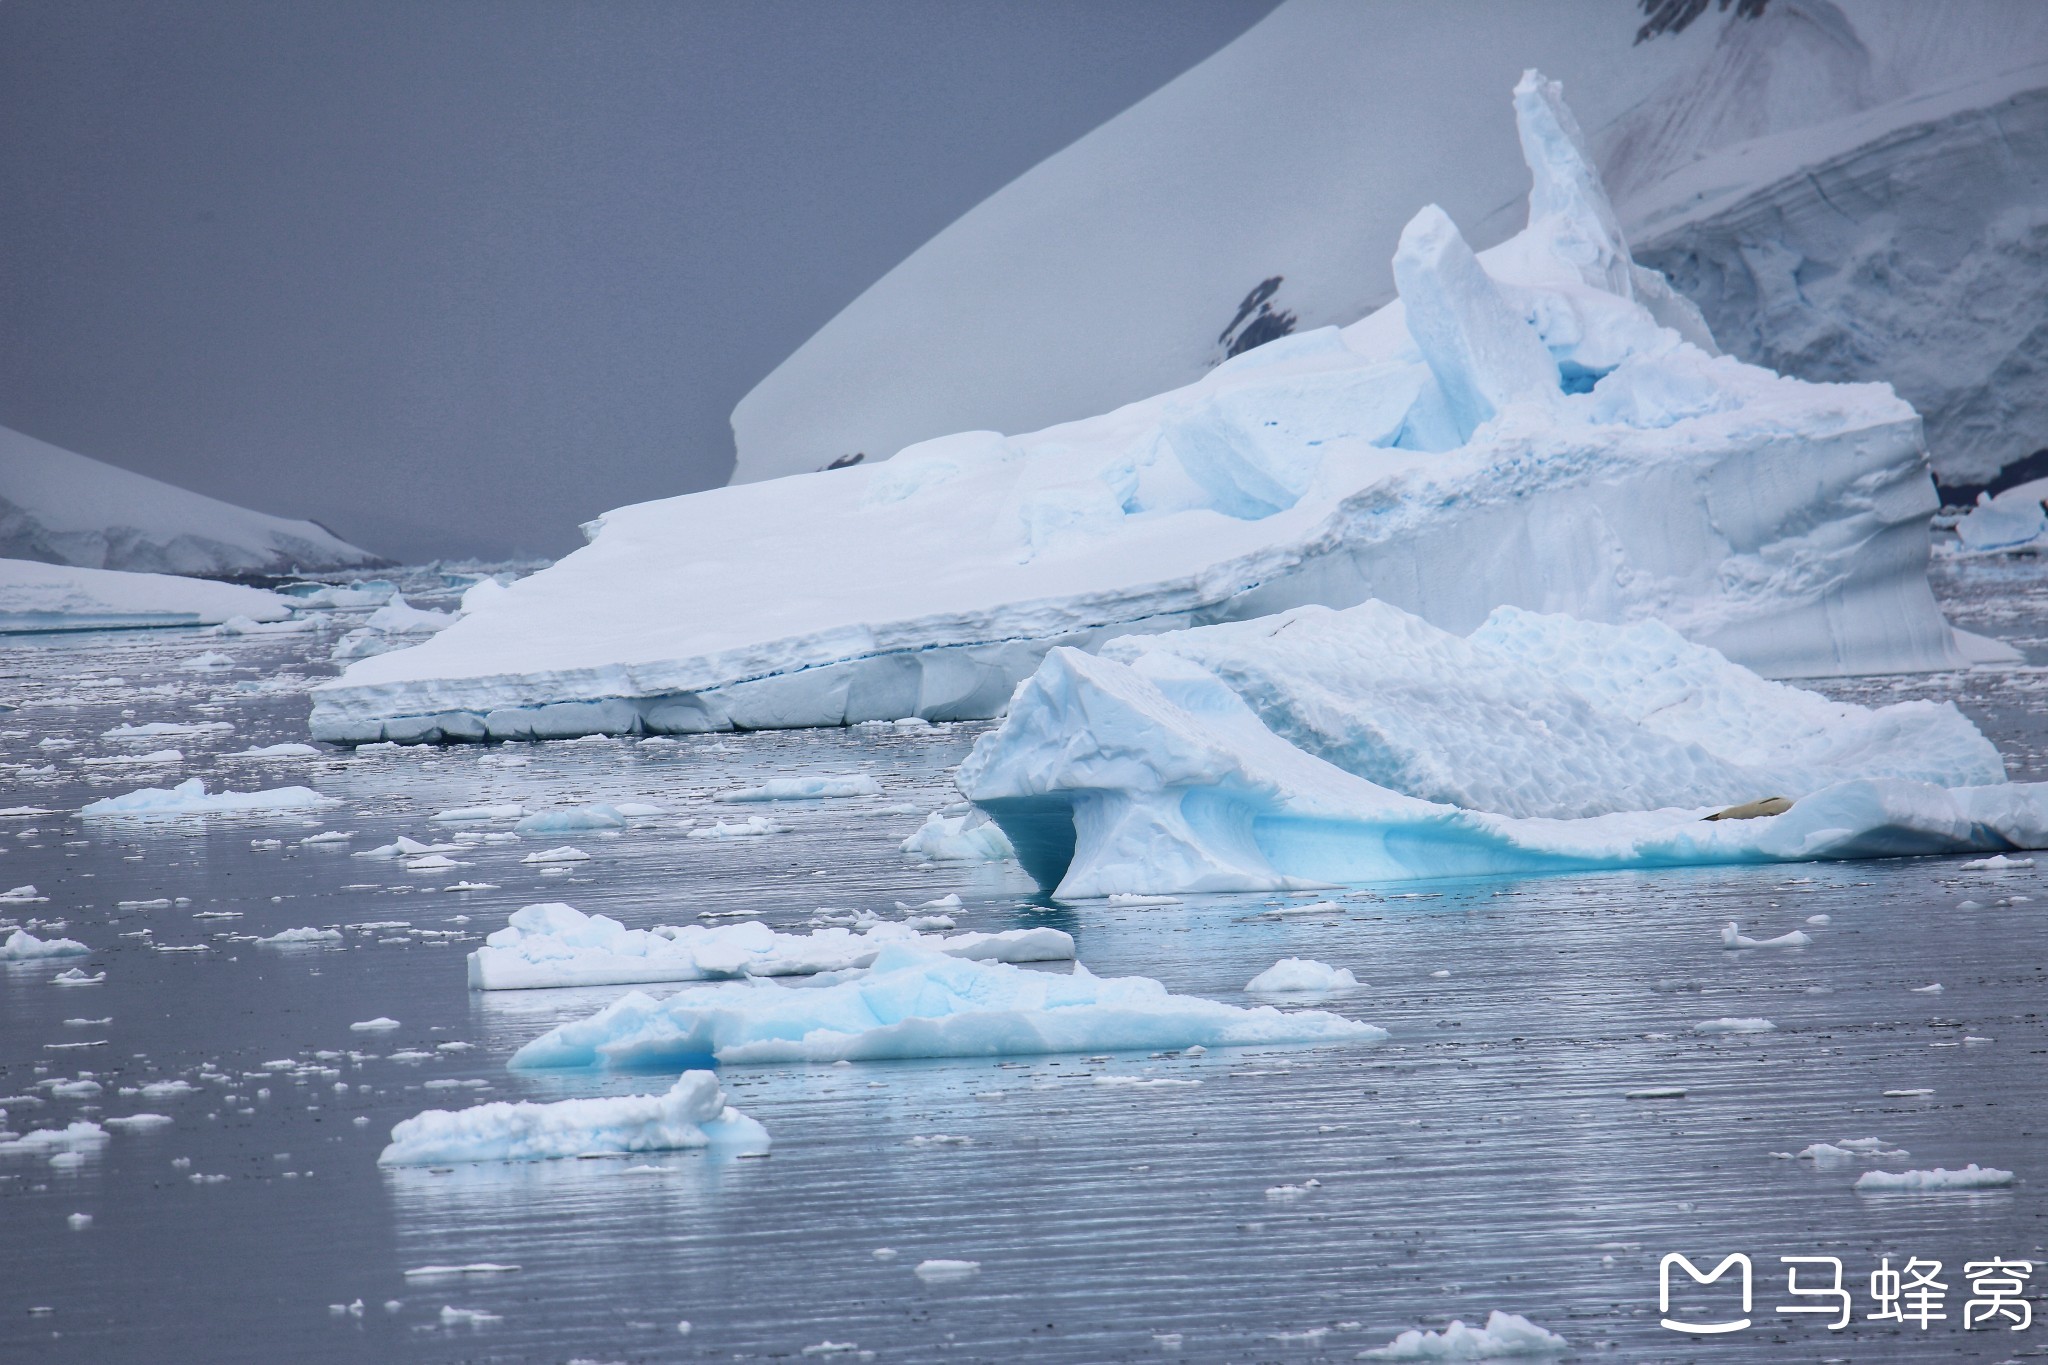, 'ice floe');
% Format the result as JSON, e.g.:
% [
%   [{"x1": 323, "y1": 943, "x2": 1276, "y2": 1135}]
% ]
[
  {"x1": 80, "y1": 778, "x2": 337, "y2": 819},
  {"x1": 718, "y1": 775, "x2": 881, "y2": 802},
  {"x1": 0, "y1": 557, "x2": 294, "y2": 634},
  {"x1": 1721, "y1": 923, "x2": 1811, "y2": 950},
  {"x1": 309, "y1": 71, "x2": 1985, "y2": 744},
  {"x1": 467, "y1": 901, "x2": 1075, "y2": 990},
  {"x1": 258, "y1": 927, "x2": 343, "y2": 946},
  {"x1": 899, "y1": 808, "x2": 1015, "y2": 863},
  {"x1": 1359, "y1": 1310, "x2": 1568, "y2": 1359},
  {"x1": 378, "y1": 1071, "x2": 767, "y2": 1164},
  {"x1": 1854, "y1": 1164, "x2": 2014, "y2": 1192},
  {"x1": 510, "y1": 944, "x2": 1385, "y2": 1069},
  {"x1": 520, "y1": 845, "x2": 590, "y2": 864}
]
